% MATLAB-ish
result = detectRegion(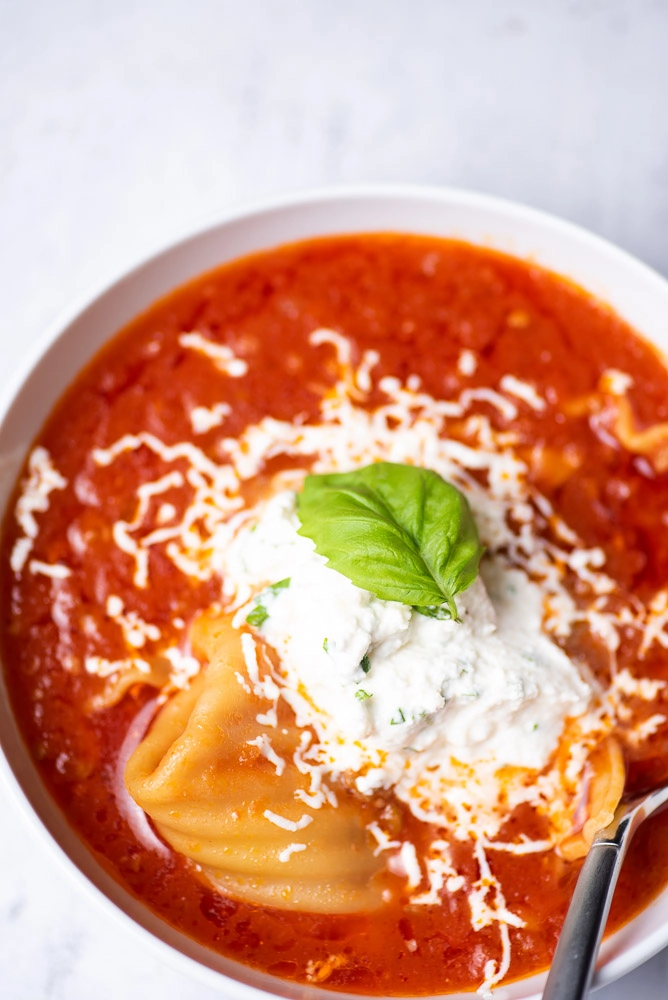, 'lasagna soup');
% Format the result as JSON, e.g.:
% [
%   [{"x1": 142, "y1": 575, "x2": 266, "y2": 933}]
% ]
[{"x1": 3, "y1": 234, "x2": 668, "y2": 997}]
